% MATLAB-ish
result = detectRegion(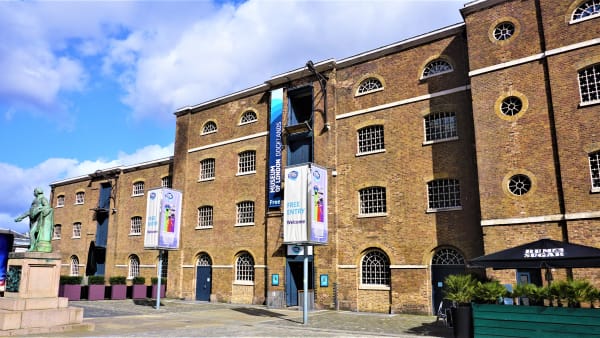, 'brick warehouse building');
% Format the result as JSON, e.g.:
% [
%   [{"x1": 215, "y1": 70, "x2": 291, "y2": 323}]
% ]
[{"x1": 49, "y1": 0, "x2": 600, "y2": 314}]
